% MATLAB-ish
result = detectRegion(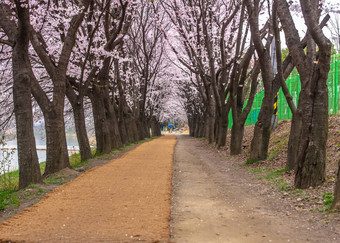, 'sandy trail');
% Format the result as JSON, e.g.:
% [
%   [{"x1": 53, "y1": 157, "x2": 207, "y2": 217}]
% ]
[
  {"x1": 0, "y1": 135, "x2": 176, "y2": 242},
  {"x1": 171, "y1": 135, "x2": 339, "y2": 243}
]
